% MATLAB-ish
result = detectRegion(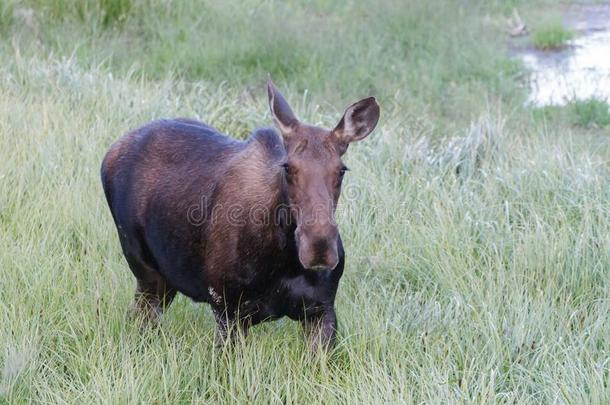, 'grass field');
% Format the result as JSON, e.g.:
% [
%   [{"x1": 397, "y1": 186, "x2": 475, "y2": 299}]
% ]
[{"x1": 1, "y1": 0, "x2": 609, "y2": 403}]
